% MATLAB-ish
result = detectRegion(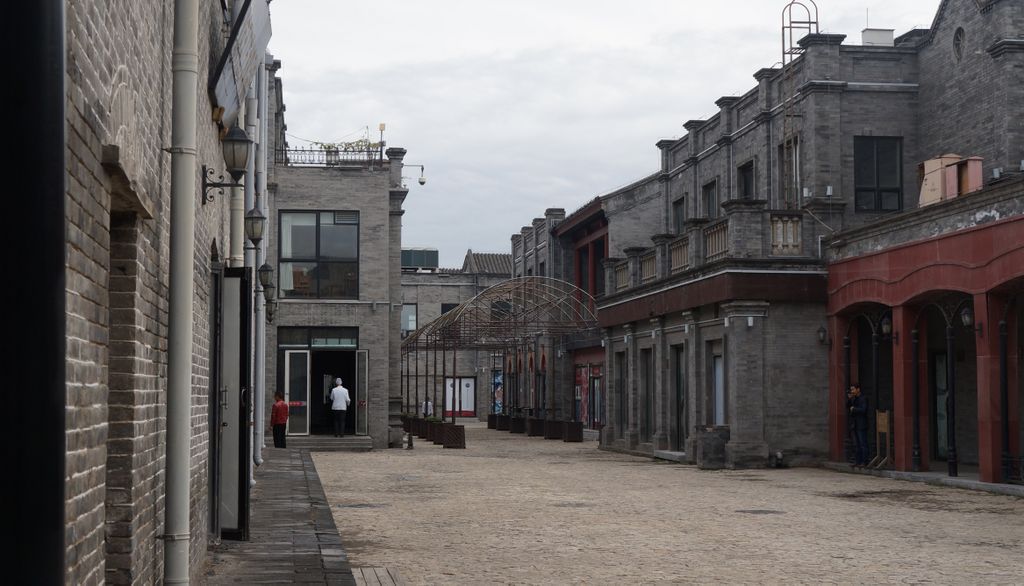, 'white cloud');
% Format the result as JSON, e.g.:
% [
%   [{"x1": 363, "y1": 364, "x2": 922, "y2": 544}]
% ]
[{"x1": 269, "y1": 0, "x2": 941, "y2": 267}]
